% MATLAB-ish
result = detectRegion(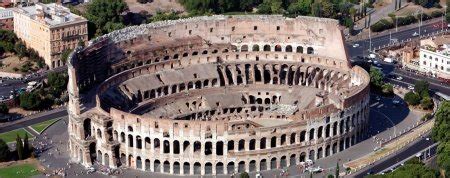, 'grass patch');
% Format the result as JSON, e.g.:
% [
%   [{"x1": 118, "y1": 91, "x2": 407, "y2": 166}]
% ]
[
  {"x1": 30, "y1": 118, "x2": 59, "y2": 134},
  {"x1": 0, "y1": 129, "x2": 32, "y2": 143},
  {"x1": 0, "y1": 163, "x2": 40, "y2": 178}
]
